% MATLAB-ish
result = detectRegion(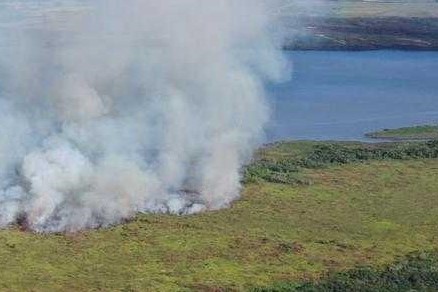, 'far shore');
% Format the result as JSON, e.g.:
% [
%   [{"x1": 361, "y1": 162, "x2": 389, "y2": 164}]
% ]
[
  {"x1": 365, "y1": 125, "x2": 438, "y2": 141},
  {"x1": 283, "y1": 17, "x2": 438, "y2": 51}
]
